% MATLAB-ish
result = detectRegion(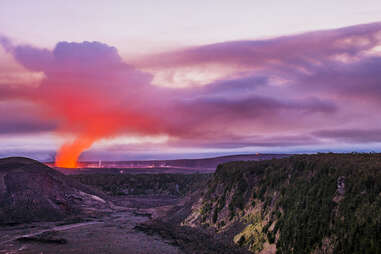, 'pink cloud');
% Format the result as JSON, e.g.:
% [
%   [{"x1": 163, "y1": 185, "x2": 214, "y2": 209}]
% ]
[{"x1": 1, "y1": 22, "x2": 381, "y2": 161}]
